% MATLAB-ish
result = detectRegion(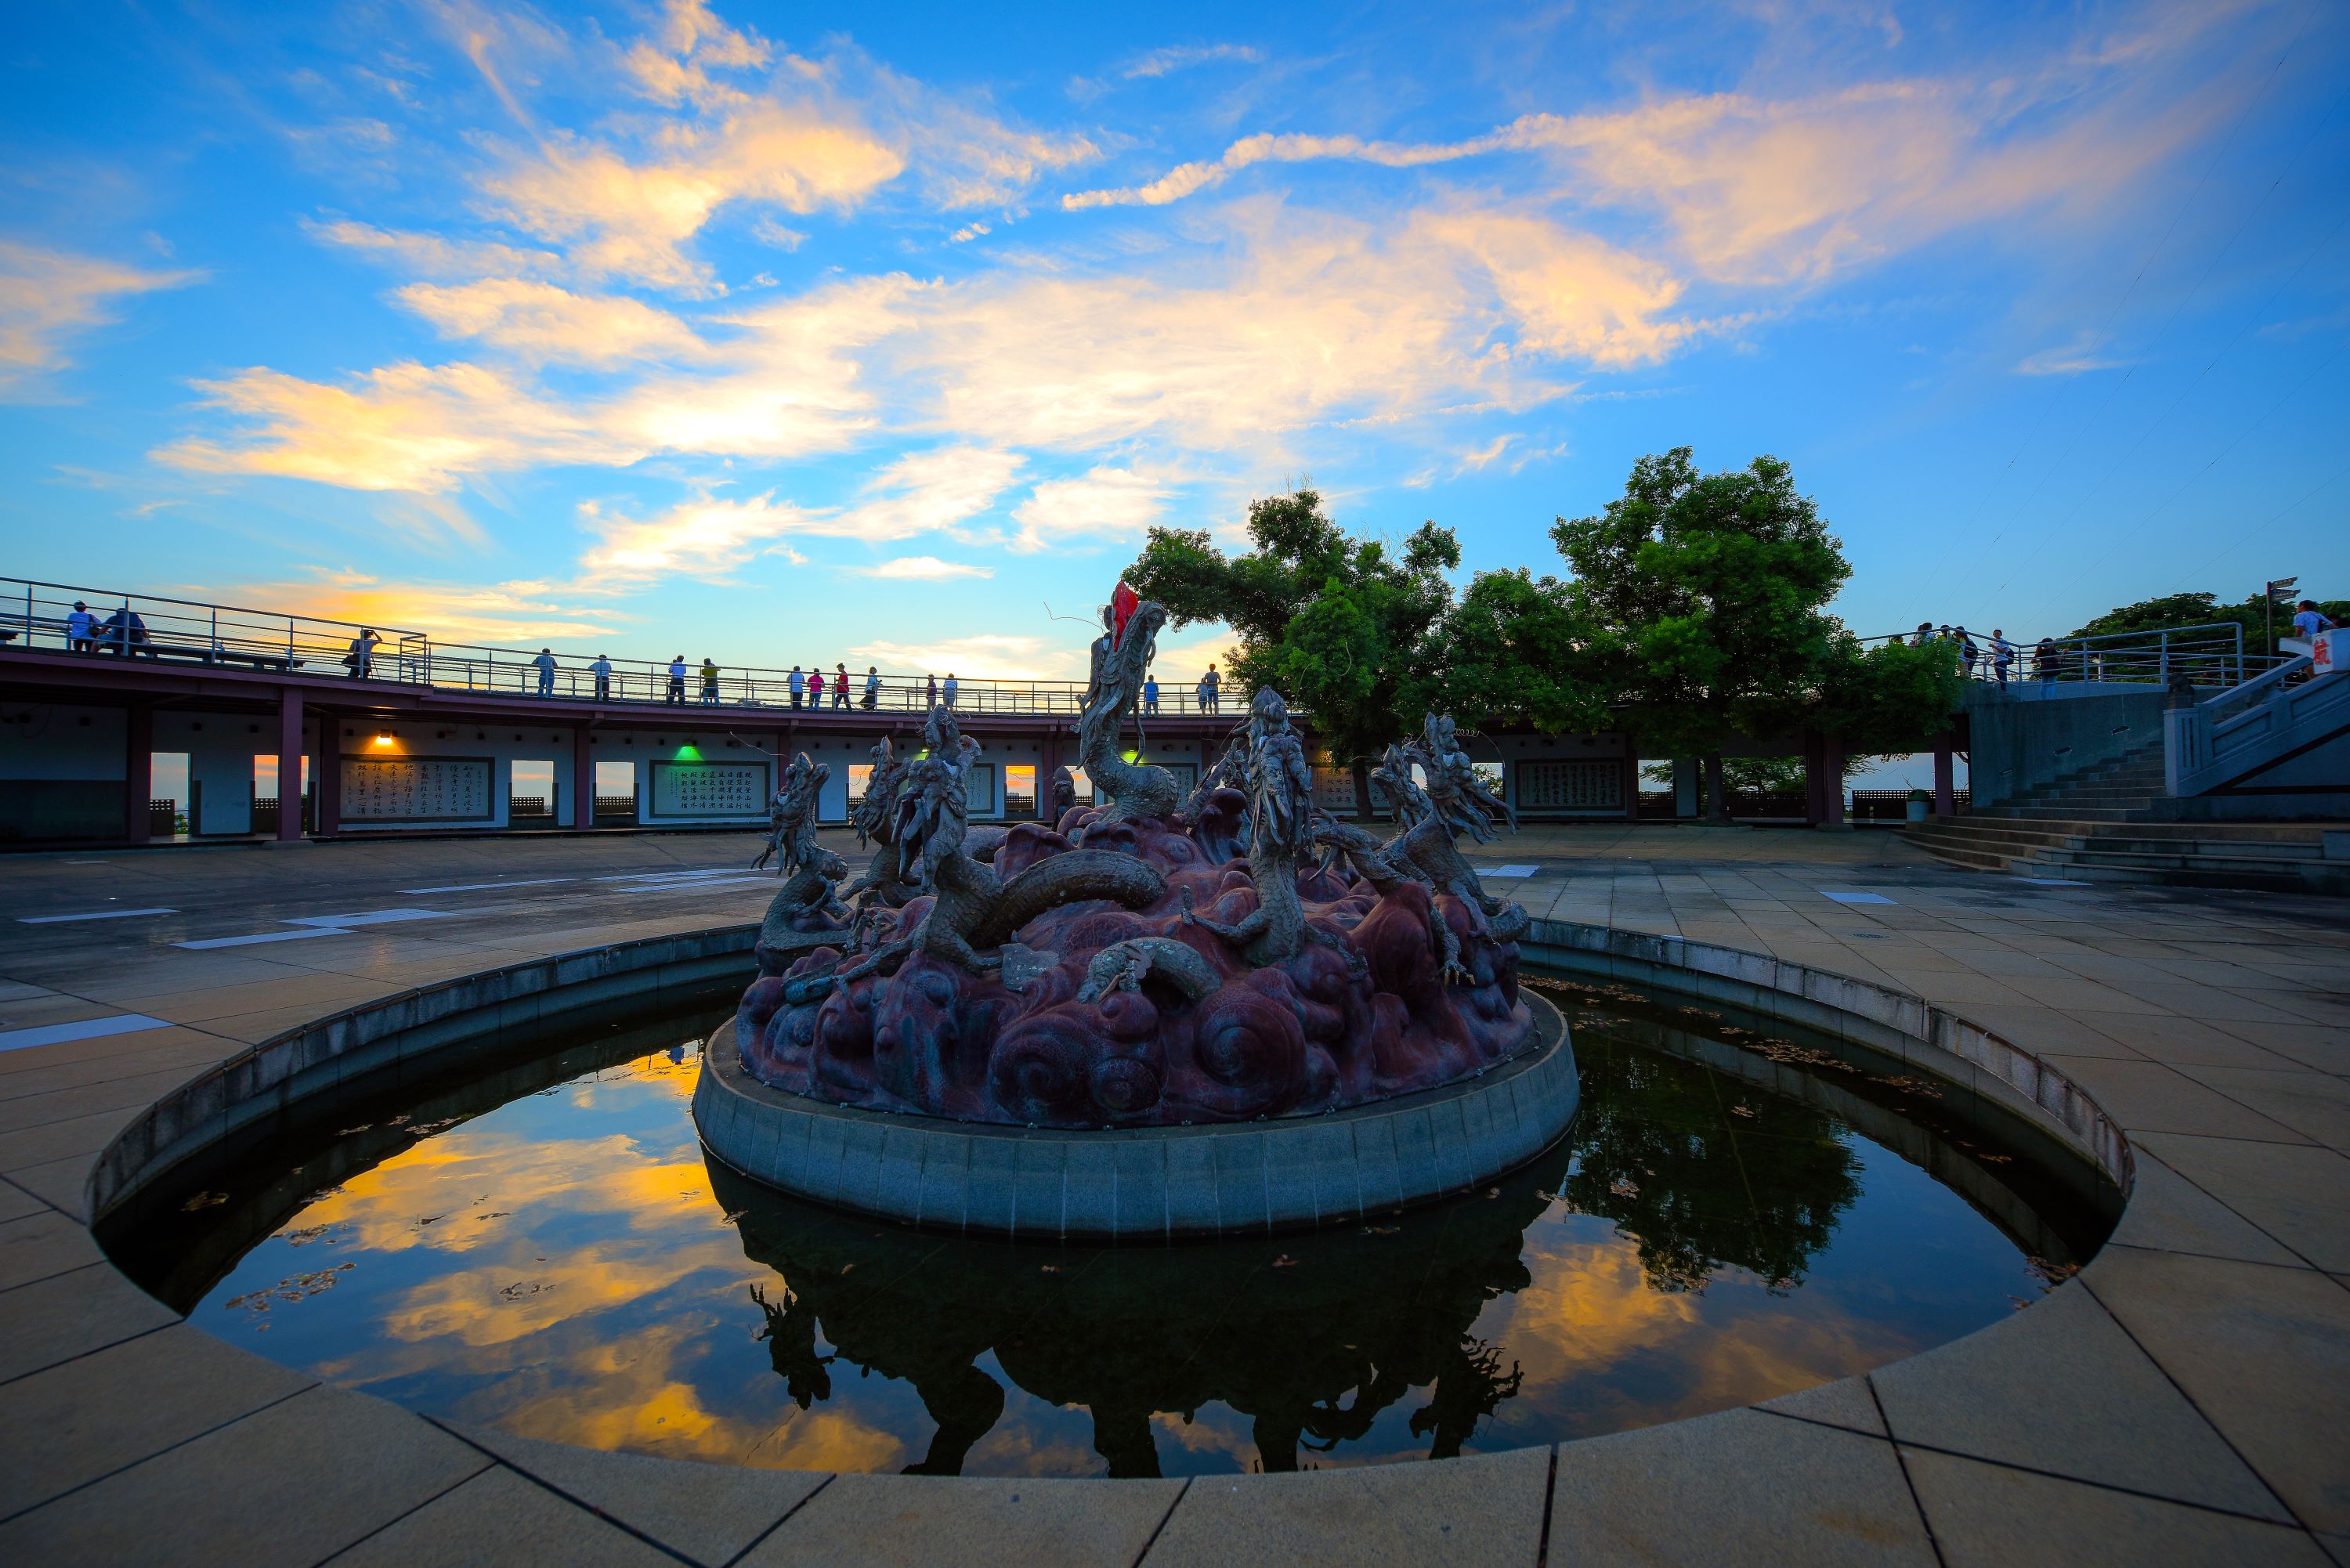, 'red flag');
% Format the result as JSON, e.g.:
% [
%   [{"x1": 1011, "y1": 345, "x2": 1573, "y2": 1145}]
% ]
[{"x1": 1112, "y1": 580, "x2": 1140, "y2": 647}]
